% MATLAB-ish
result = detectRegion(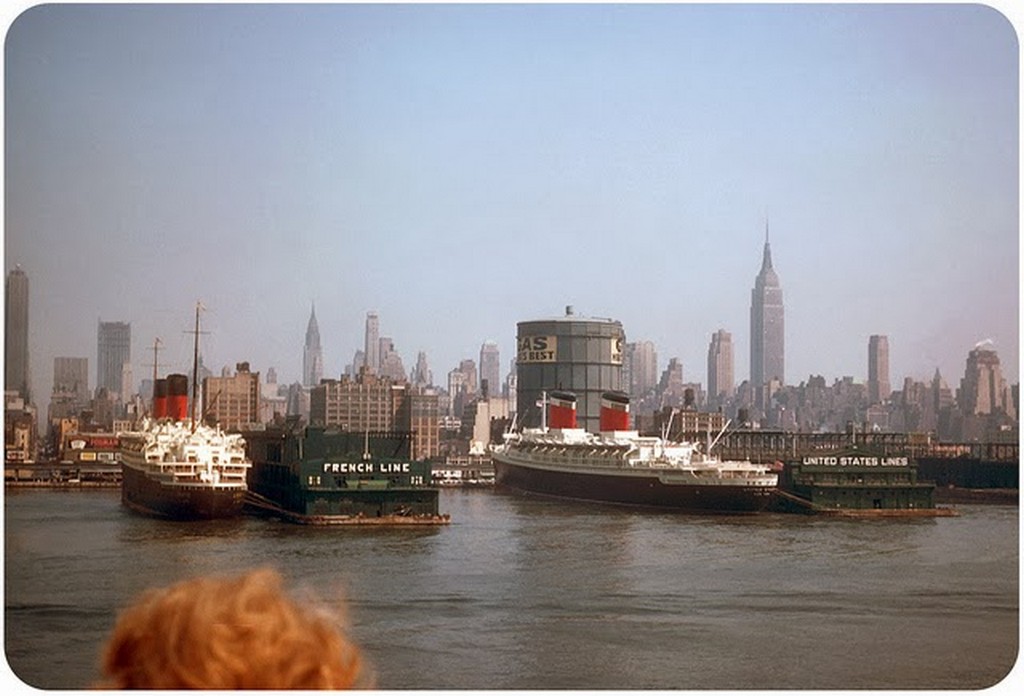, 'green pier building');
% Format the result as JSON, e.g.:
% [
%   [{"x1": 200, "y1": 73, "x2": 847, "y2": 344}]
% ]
[
  {"x1": 772, "y1": 446, "x2": 956, "y2": 517},
  {"x1": 243, "y1": 422, "x2": 448, "y2": 525}
]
